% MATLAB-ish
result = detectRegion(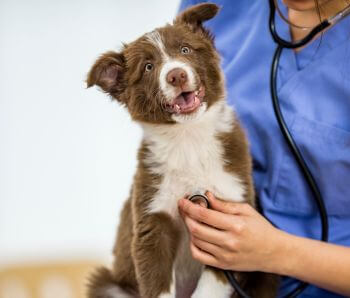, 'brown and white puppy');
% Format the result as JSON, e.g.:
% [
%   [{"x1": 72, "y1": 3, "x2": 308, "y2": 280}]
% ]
[{"x1": 86, "y1": 3, "x2": 278, "y2": 298}]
